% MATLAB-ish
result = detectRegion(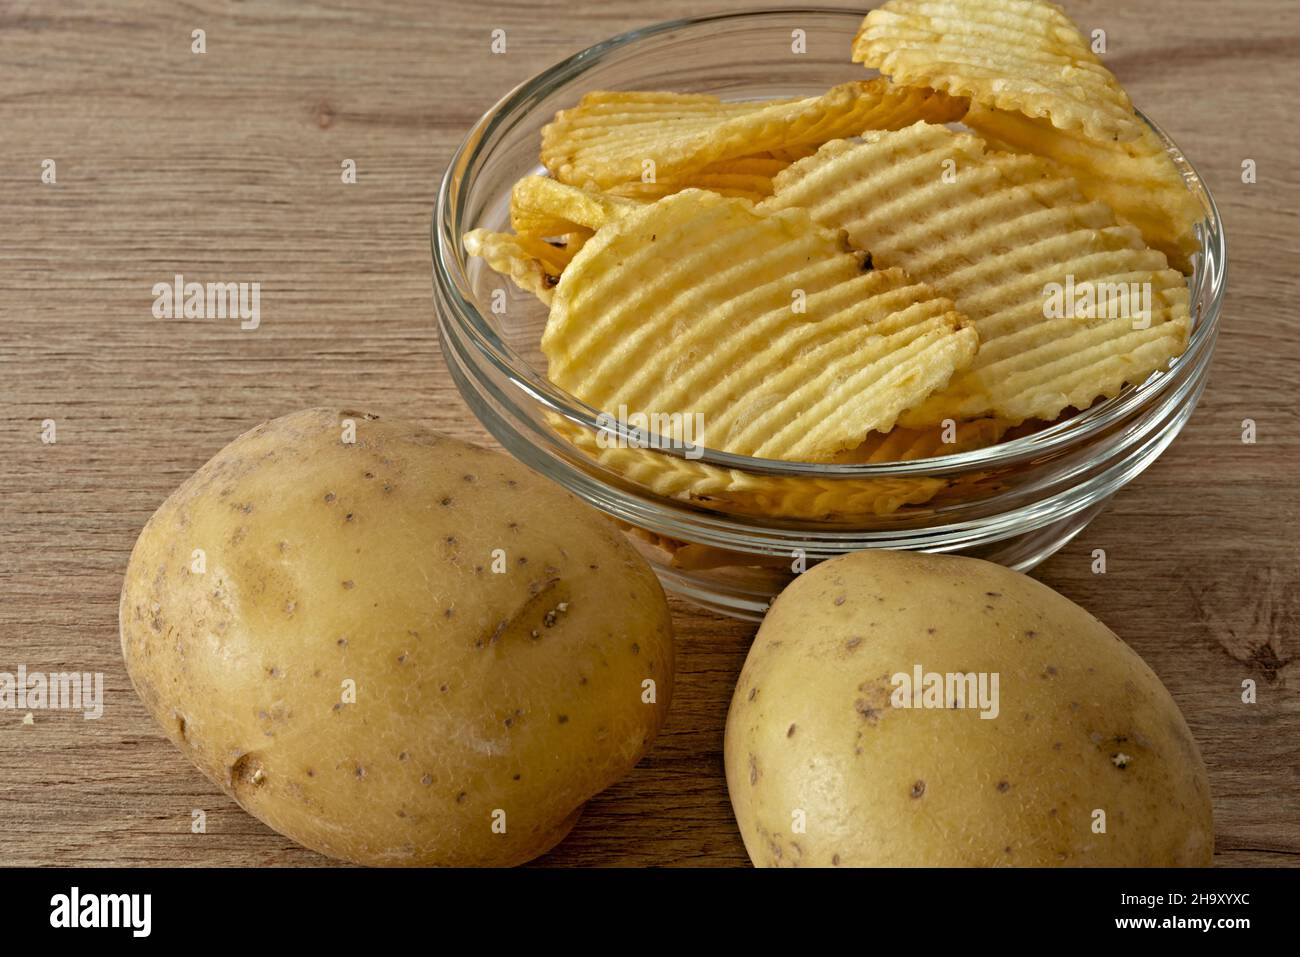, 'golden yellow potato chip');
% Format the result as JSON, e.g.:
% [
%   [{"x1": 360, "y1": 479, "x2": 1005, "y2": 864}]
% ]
[
  {"x1": 463, "y1": 229, "x2": 580, "y2": 305},
  {"x1": 604, "y1": 155, "x2": 791, "y2": 204},
  {"x1": 766, "y1": 144, "x2": 820, "y2": 164},
  {"x1": 829, "y1": 417, "x2": 1010, "y2": 463},
  {"x1": 559, "y1": 229, "x2": 592, "y2": 261},
  {"x1": 509, "y1": 176, "x2": 636, "y2": 237},
  {"x1": 767, "y1": 122, "x2": 1191, "y2": 426},
  {"x1": 542, "y1": 190, "x2": 978, "y2": 461},
  {"x1": 472, "y1": 180, "x2": 618, "y2": 303},
  {"x1": 853, "y1": 0, "x2": 1141, "y2": 143},
  {"x1": 558, "y1": 420, "x2": 951, "y2": 520},
  {"x1": 553, "y1": 416, "x2": 1010, "y2": 524},
  {"x1": 540, "y1": 78, "x2": 967, "y2": 189},
  {"x1": 965, "y1": 104, "x2": 1202, "y2": 272},
  {"x1": 560, "y1": 416, "x2": 1036, "y2": 523}
]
